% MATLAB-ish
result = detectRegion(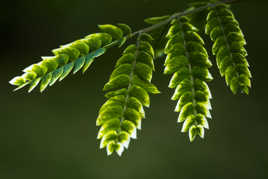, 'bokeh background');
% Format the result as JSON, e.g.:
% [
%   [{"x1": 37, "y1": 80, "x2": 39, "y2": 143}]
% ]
[{"x1": 1, "y1": 0, "x2": 267, "y2": 178}]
